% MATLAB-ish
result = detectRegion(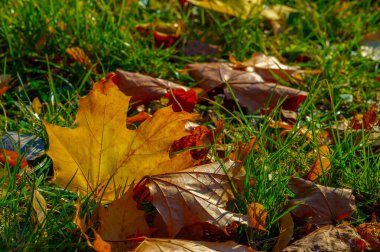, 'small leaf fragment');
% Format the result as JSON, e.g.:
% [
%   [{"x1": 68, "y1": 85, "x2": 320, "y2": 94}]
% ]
[
  {"x1": 247, "y1": 203, "x2": 267, "y2": 231},
  {"x1": 272, "y1": 213, "x2": 294, "y2": 252}
]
